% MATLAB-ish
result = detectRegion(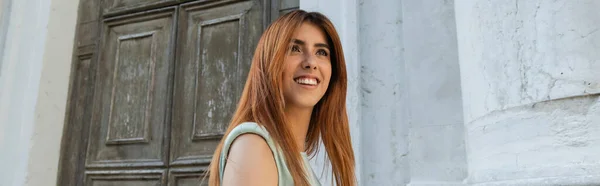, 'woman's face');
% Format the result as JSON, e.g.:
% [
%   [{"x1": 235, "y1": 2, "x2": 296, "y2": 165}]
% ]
[{"x1": 282, "y1": 22, "x2": 332, "y2": 109}]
